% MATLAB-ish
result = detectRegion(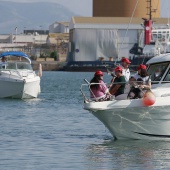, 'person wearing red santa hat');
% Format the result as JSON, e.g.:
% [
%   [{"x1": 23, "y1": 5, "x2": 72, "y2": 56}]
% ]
[
  {"x1": 109, "y1": 66, "x2": 126, "y2": 97},
  {"x1": 128, "y1": 64, "x2": 151, "y2": 99}
]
